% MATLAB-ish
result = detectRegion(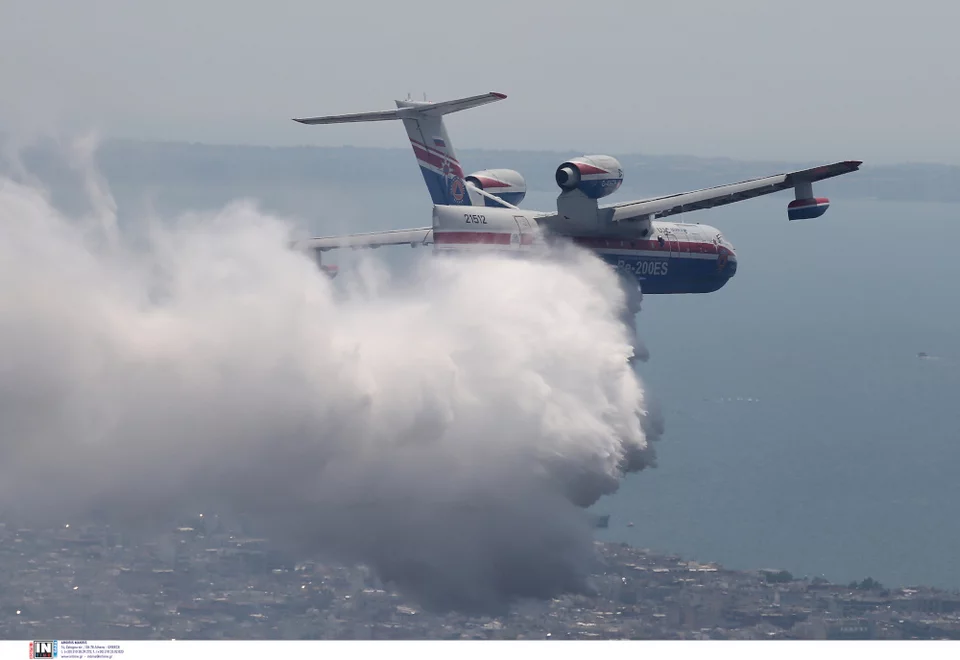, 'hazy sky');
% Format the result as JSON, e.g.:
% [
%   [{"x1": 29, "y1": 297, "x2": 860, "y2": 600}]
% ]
[{"x1": 3, "y1": 0, "x2": 959, "y2": 164}]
